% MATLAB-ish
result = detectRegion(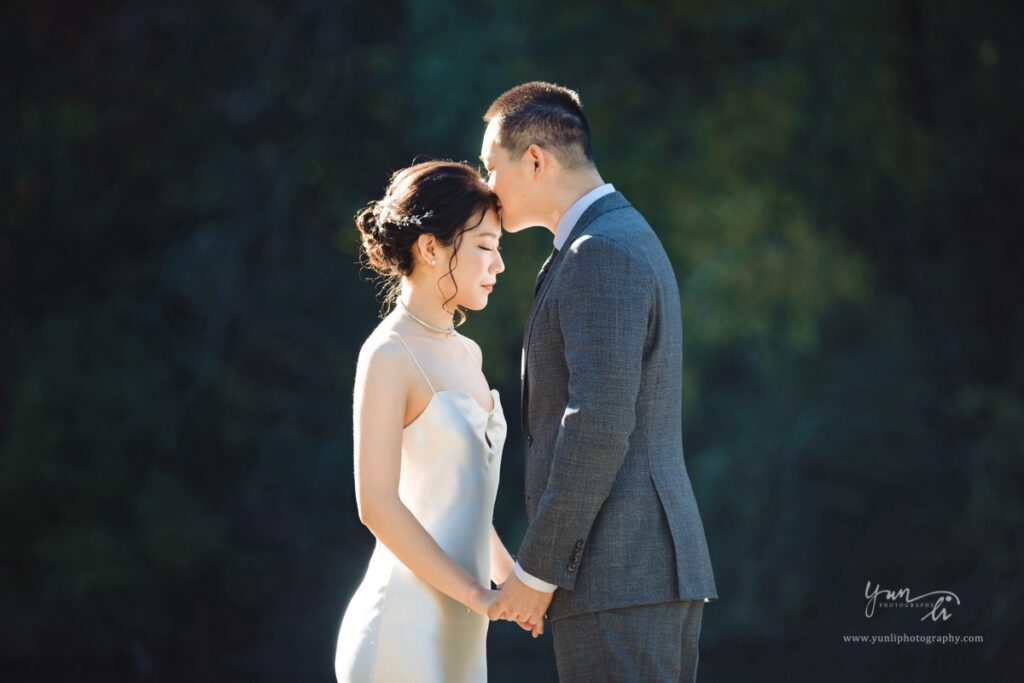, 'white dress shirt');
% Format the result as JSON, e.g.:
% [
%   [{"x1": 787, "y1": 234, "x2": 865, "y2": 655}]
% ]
[
  {"x1": 553, "y1": 183, "x2": 616, "y2": 250},
  {"x1": 513, "y1": 182, "x2": 616, "y2": 593}
]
